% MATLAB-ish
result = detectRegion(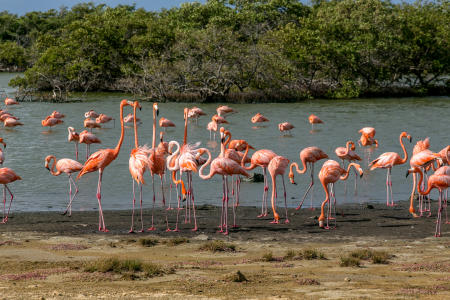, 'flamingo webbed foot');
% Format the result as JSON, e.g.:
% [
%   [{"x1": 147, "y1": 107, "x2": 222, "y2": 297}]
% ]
[
  {"x1": 147, "y1": 226, "x2": 156, "y2": 231},
  {"x1": 270, "y1": 219, "x2": 279, "y2": 224},
  {"x1": 284, "y1": 219, "x2": 290, "y2": 224}
]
